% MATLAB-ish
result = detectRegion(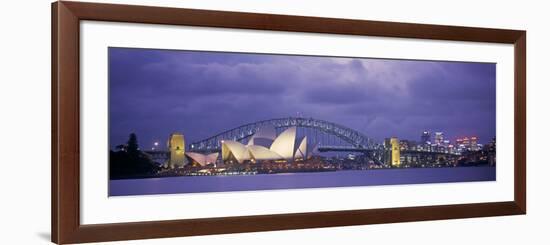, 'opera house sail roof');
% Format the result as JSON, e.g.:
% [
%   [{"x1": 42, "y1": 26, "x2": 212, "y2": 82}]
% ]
[
  {"x1": 185, "y1": 152, "x2": 219, "y2": 166},
  {"x1": 221, "y1": 126, "x2": 308, "y2": 163},
  {"x1": 269, "y1": 126, "x2": 296, "y2": 160},
  {"x1": 294, "y1": 136, "x2": 307, "y2": 160}
]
